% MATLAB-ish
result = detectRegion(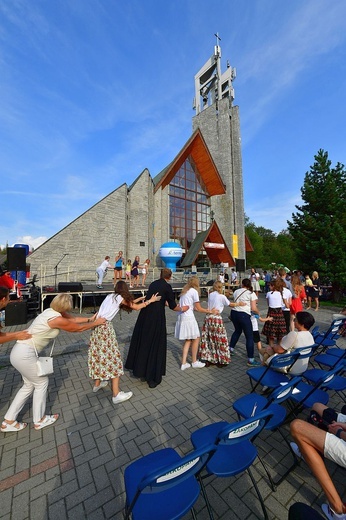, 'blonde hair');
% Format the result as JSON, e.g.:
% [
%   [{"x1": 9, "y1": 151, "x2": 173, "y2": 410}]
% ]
[
  {"x1": 312, "y1": 271, "x2": 319, "y2": 279},
  {"x1": 50, "y1": 293, "x2": 73, "y2": 313},
  {"x1": 213, "y1": 280, "x2": 223, "y2": 293},
  {"x1": 181, "y1": 275, "x2": 201, "y2": 296}
]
